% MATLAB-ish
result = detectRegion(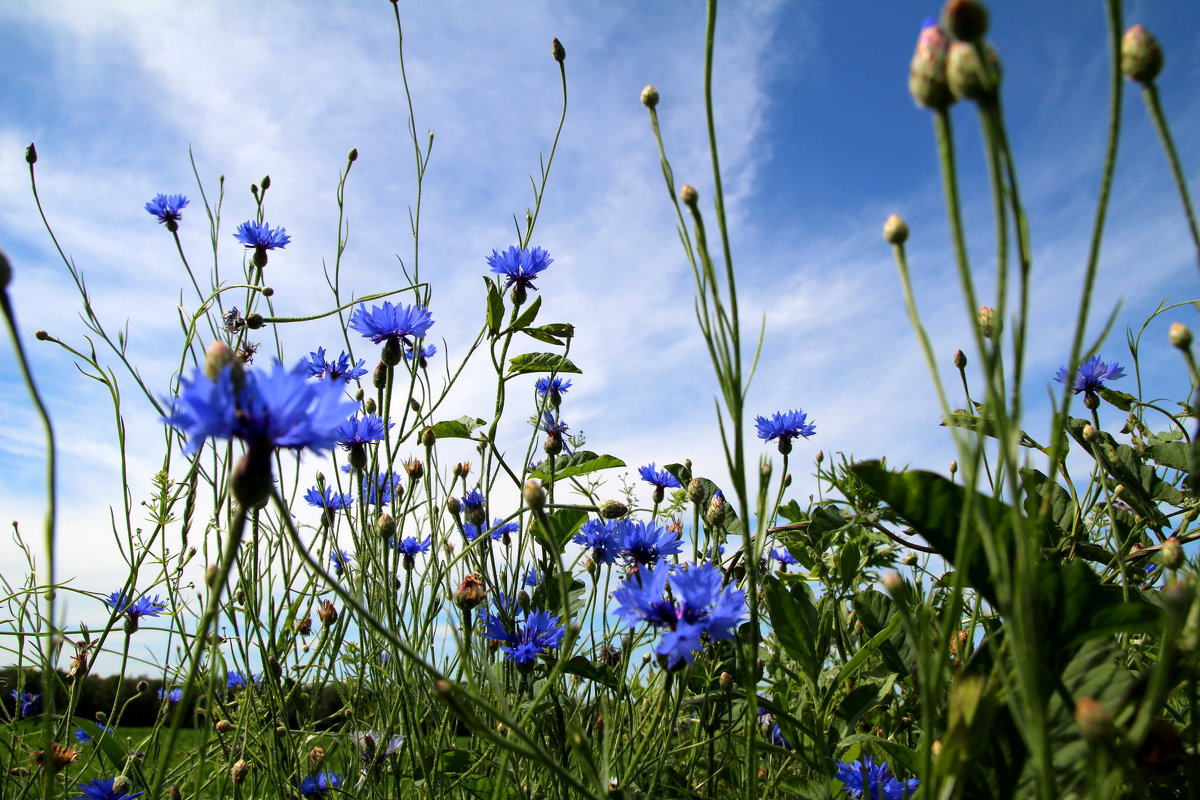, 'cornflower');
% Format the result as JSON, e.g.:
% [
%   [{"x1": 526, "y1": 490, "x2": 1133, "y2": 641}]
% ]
[
  {"x1": 464, "y1": 517, "x2": 518, "y2": 544},
  {"x1": 233, "y1": 220, "x2": 290, "y2": 268},
  {"x1": 535, "y1": 376, "x2": 571, "y2": 407},
  {"x1": 392, "y1": 535, "x2": 431, "y2": 569},
  {"x1": 640, "y1": 462, "x2": 681, "y2": 503},
  {"x1": 302, "y1": 347, "x2": 368, "y2": 382},
  {"x1": 335, "y1": 414, "x2": 390, "y2": 471},
  {"x1": 74, "y1": 776, "x2": 144, "y2": 800},
  {"x1": 573, "y1": 519, "x2": 622, "y2": 565},
  {"x1": 158, "y1": 688, "x2": 183, "y2": 703},
  {"x1": 348, "y1": 301, "x2": 435, "y2": 366},
  {"x1": 299, "y1": 772, "x2": 343, "y2": 797},
  {"x1": 834, "y1": 757, "x2": 919, "y2": 799},
  {"x1": 487, "y1": 245, "x2": 553, "y2": 304},
  {"x1": 330, "y1": 549, "x2": 353, "y2": 575},
  {"x1": 10, "y1": 690, "x2": 39, "y2": 718},
  {"x1": 1056, "y1": 355, "x2": 1126, "y2": 410},
  {"x1": 755, "y1": 409, "x2": 817, "y2": 455},
  {"x1": 144, "y1": 193, "x2": 188, "y2": 230},
  {"x1": 103, "y1": 592, "x2": 167, "y2": 634},
  {"x1": 540, "y1": 411, "x2": 571, "y2": 456},
  {"x1": 619, "y1": 519, "x2": 683, "y2": 566},
  {"x1": 483, "y1": 607, "x2": 565, "y2": 671}
]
